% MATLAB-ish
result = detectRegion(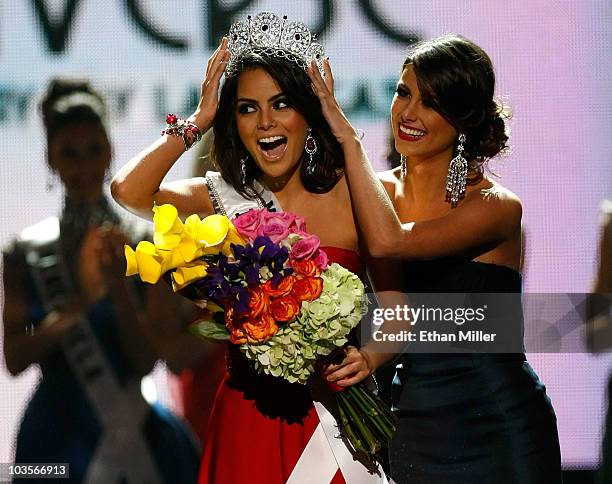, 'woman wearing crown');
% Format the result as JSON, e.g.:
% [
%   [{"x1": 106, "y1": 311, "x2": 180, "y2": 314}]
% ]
[{"x1": 112, "y1": 12, "x2": 388, "y2": 484}]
